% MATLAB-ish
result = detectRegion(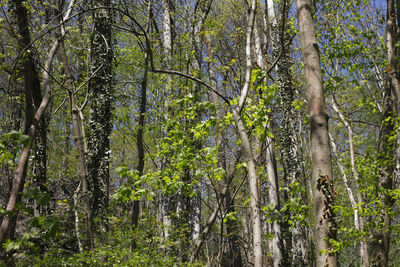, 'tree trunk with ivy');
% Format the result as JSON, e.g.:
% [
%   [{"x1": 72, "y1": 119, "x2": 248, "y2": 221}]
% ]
[
  {"x1": 87, "y1": 0, "x2": 113, "y2": 225},
  {"x1": 276, "y1": 19, "x2": 309, "y2": 267}
]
